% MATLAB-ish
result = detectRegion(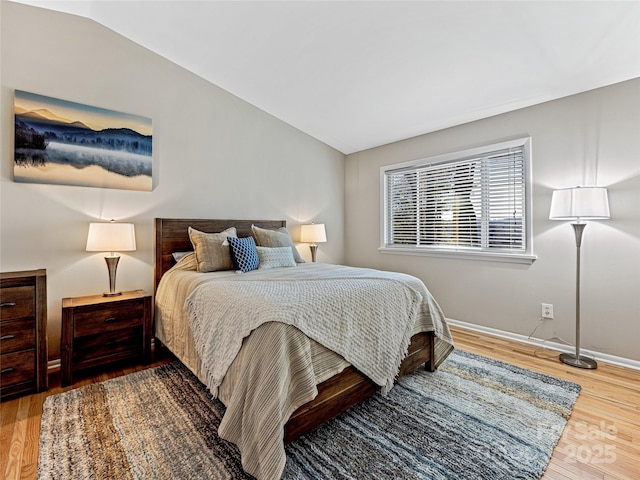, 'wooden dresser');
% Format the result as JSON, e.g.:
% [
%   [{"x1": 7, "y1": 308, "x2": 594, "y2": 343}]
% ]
[
  {"x1": 0, "y1": 269, "x2": 48, "y2": 401},
  {"x1": 61, "y1": 290, "x2": 152, "y2": 386}
]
